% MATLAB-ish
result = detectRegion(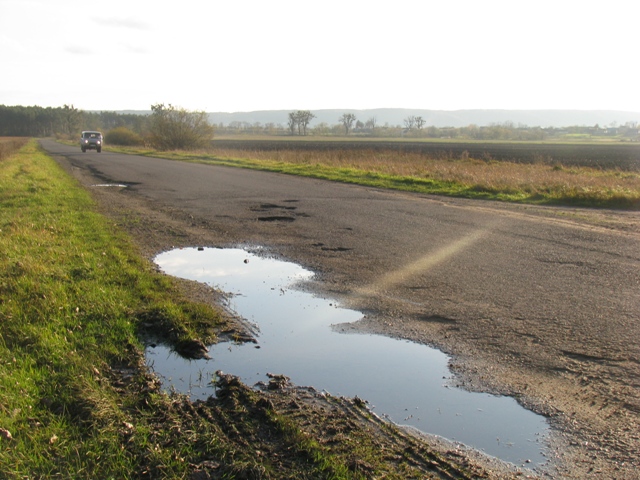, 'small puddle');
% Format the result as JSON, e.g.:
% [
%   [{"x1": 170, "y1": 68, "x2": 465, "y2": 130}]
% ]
[
  {"x1": 91, "y1": 183, "x2": 128, "y2": 188},
  {"x1": 148, "y1": 247, "x2": 550, "y2": 469}
]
